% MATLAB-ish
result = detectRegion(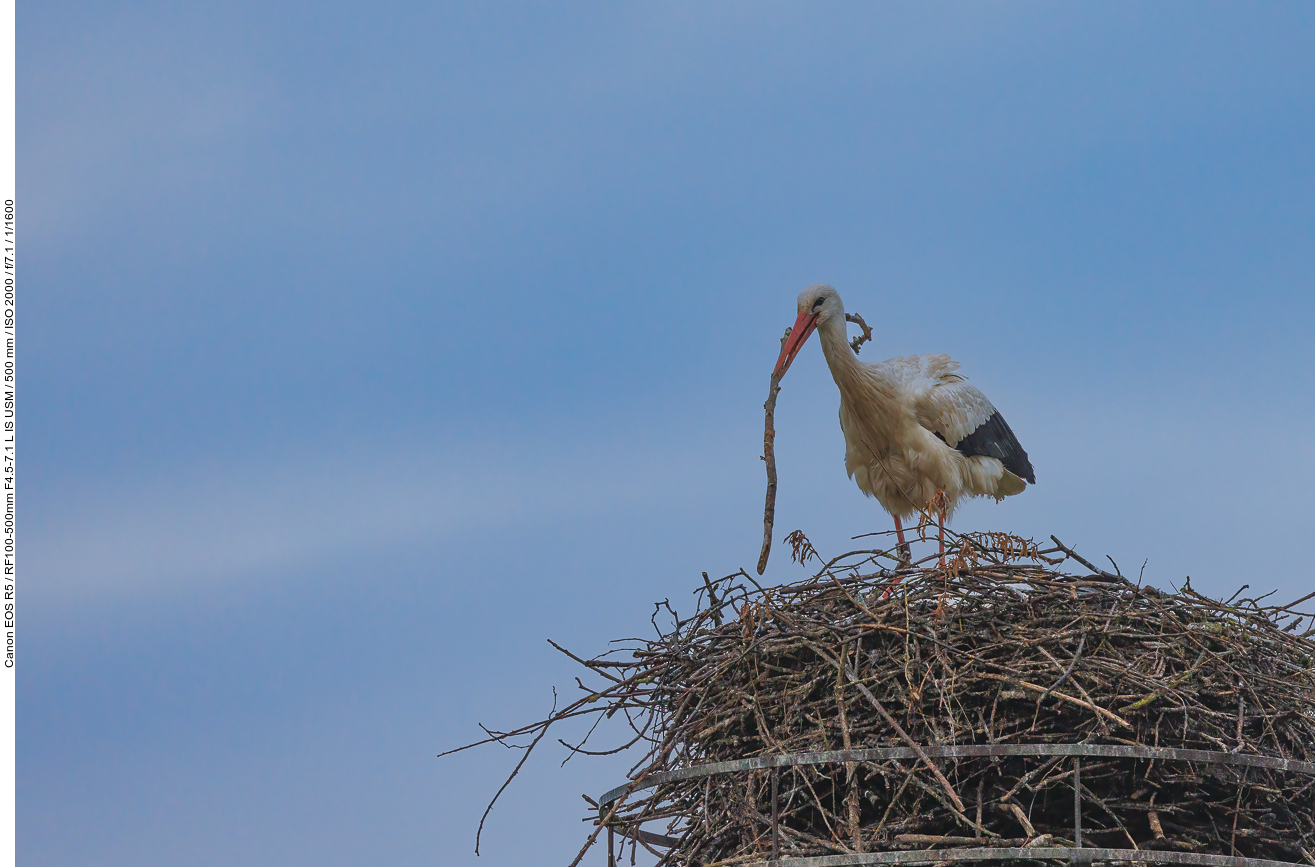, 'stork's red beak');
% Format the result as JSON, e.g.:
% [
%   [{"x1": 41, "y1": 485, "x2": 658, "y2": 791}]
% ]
[{"x1": 772, "y1": 310, "x2": 819, "y2": 378}]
